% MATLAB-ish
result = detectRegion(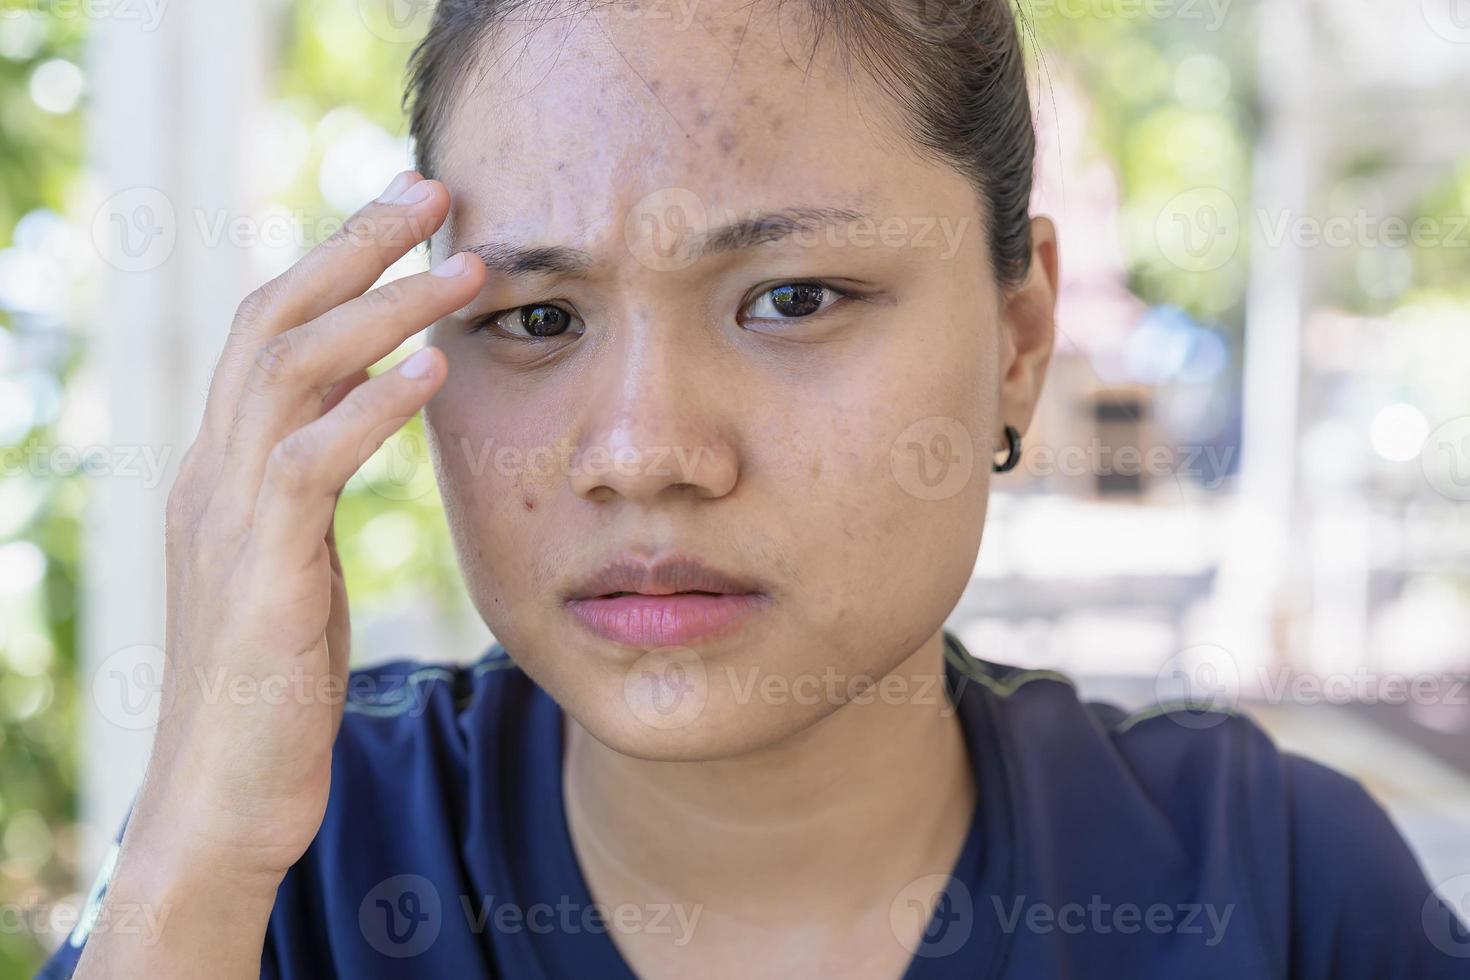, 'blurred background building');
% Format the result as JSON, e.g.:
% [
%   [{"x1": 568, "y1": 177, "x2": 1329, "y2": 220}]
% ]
[{"x1": 0, "y1": 0, "x2": 1467, "y2": 972}]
